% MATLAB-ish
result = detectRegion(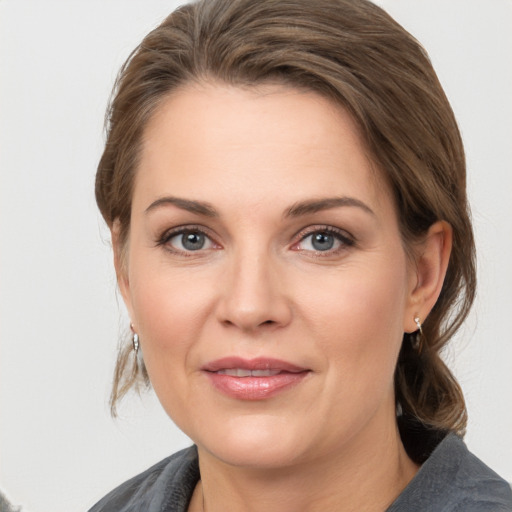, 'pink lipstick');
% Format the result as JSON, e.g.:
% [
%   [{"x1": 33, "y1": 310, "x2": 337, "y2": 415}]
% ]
[{"x1": 202, "y1": 357, "x2": 310, "y2": 400}]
